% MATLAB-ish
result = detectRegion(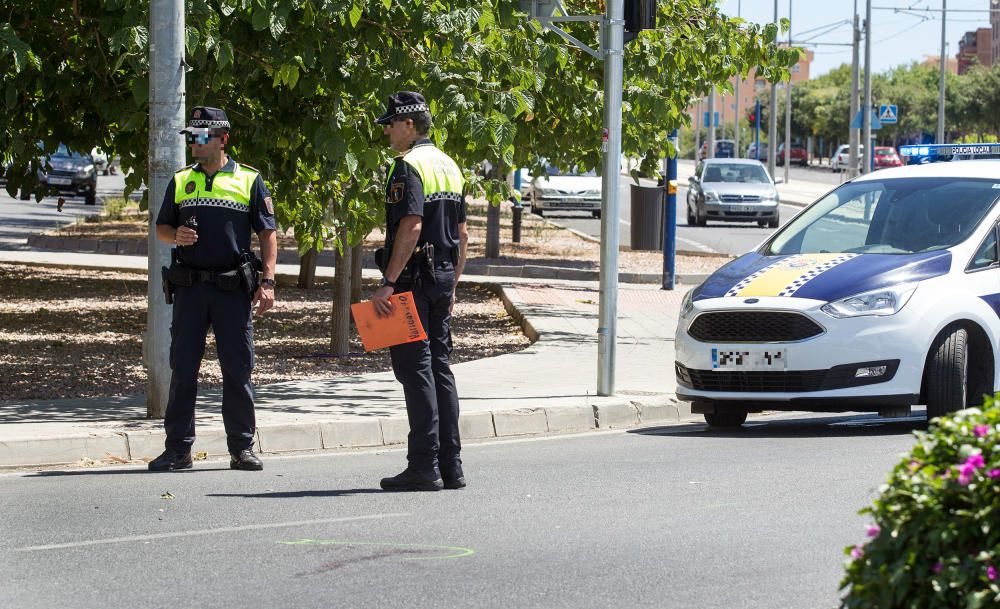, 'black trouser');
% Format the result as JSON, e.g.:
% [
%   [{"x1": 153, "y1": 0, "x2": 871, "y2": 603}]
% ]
[
  {"x1": 164, "y1": 281, "x2": 256, "y2": 454},
  {"x1": 389, "y1": 261, "x2": 461, "y2": 473}
]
